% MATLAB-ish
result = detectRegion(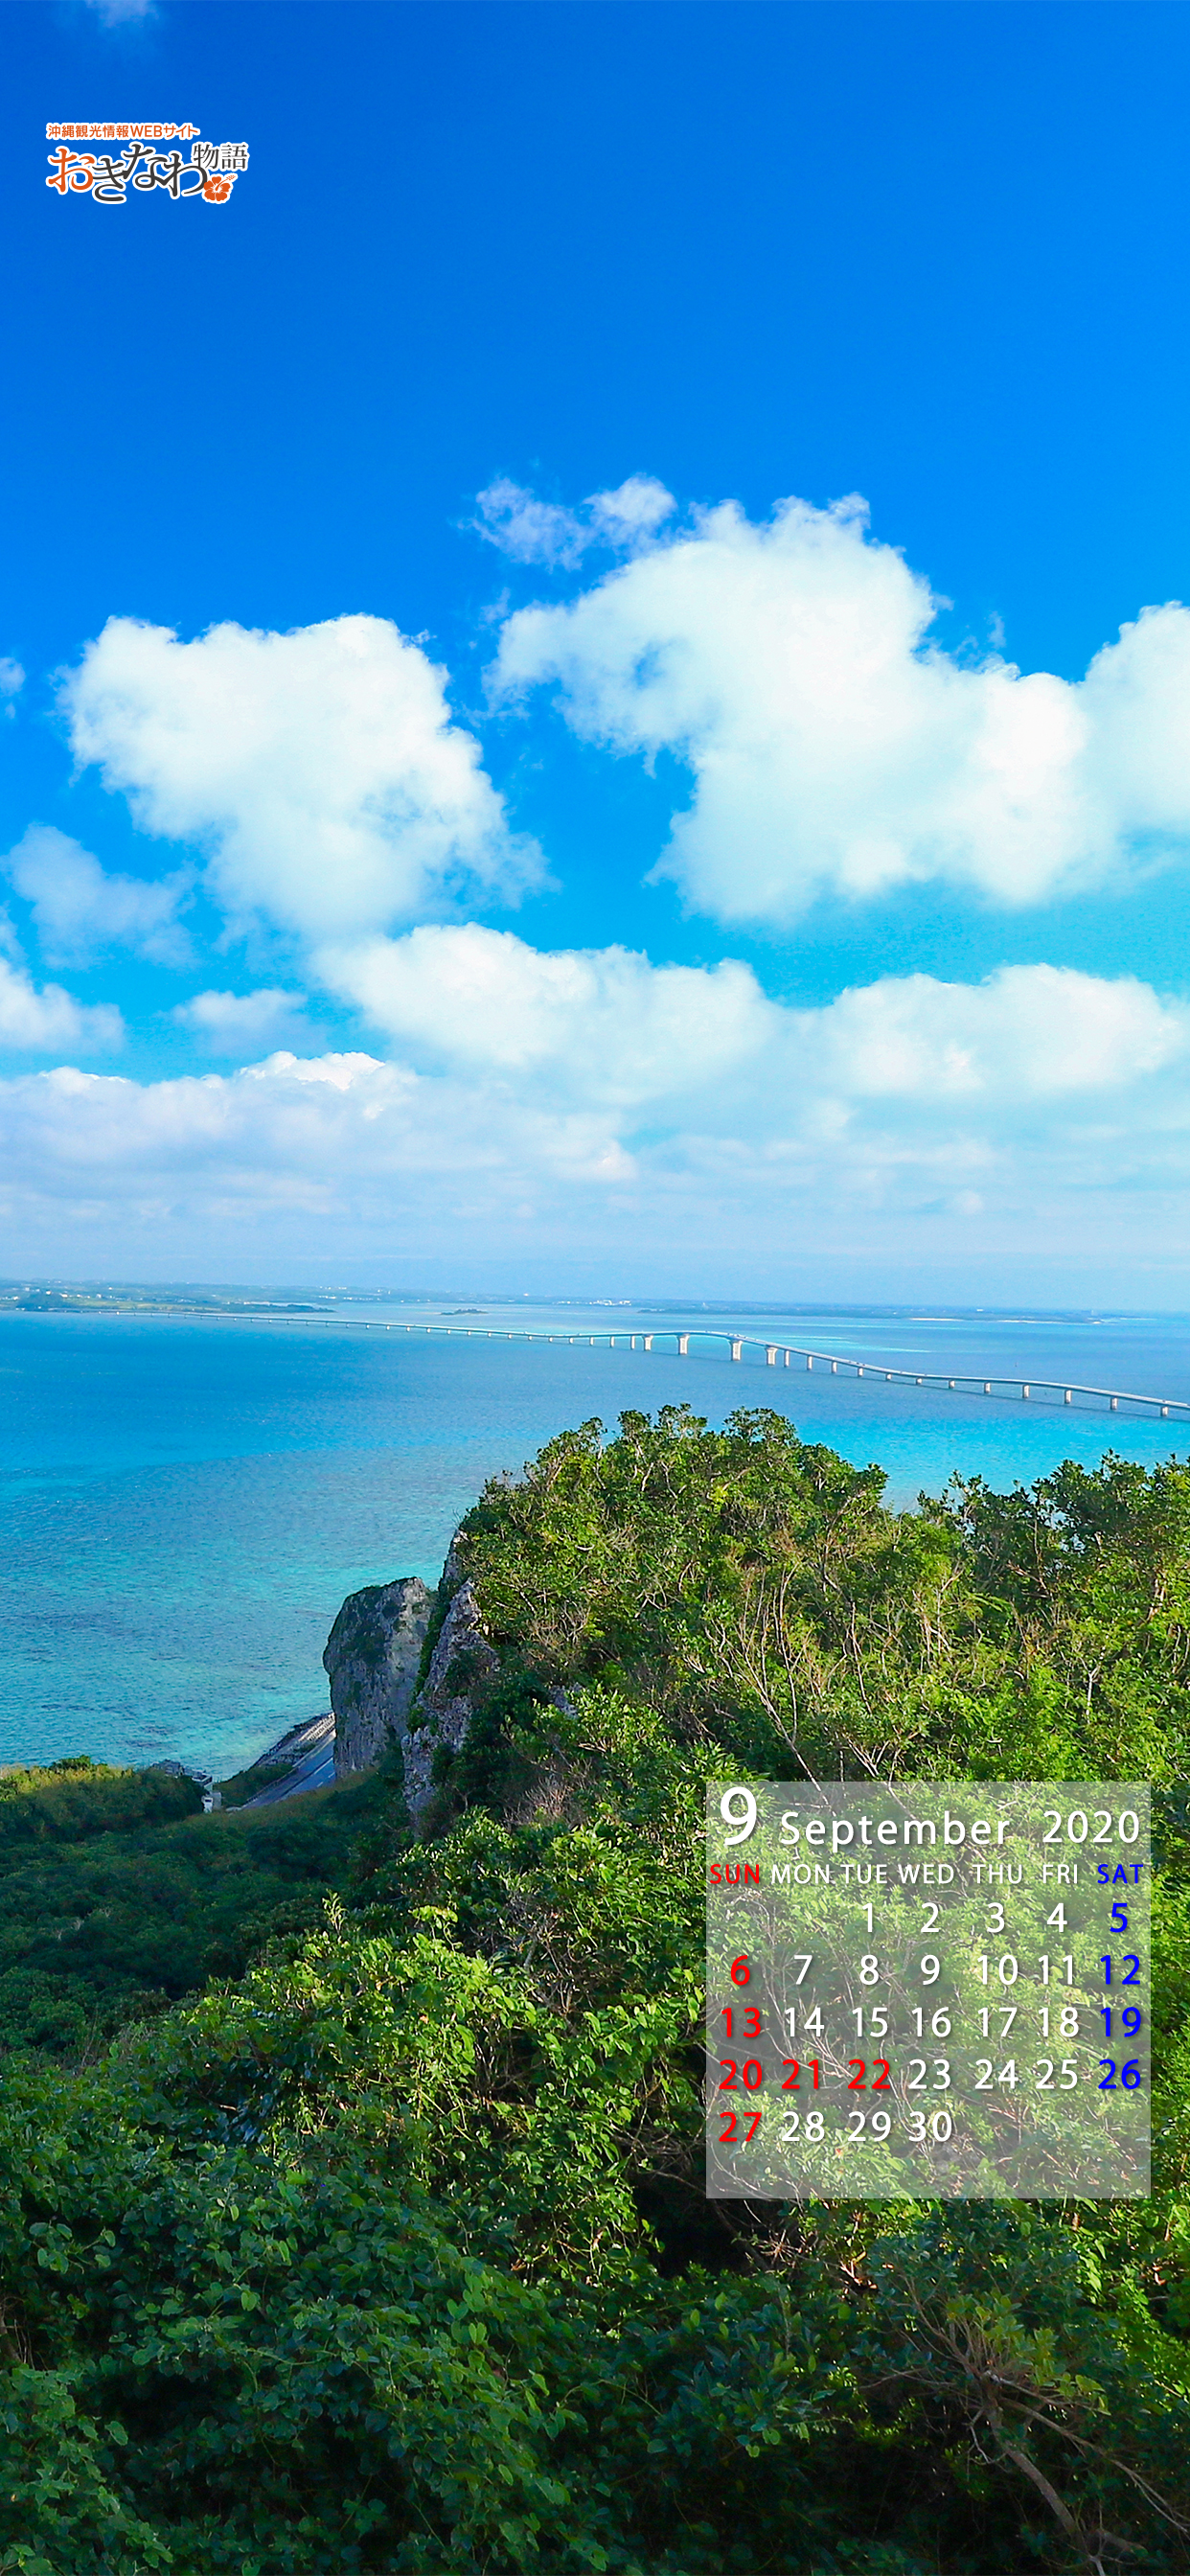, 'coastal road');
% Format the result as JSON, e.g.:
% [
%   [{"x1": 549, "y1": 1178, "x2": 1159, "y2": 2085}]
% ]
[{"x1": 244, "y1": 1713, "x2": 336, "y2": 1805}]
